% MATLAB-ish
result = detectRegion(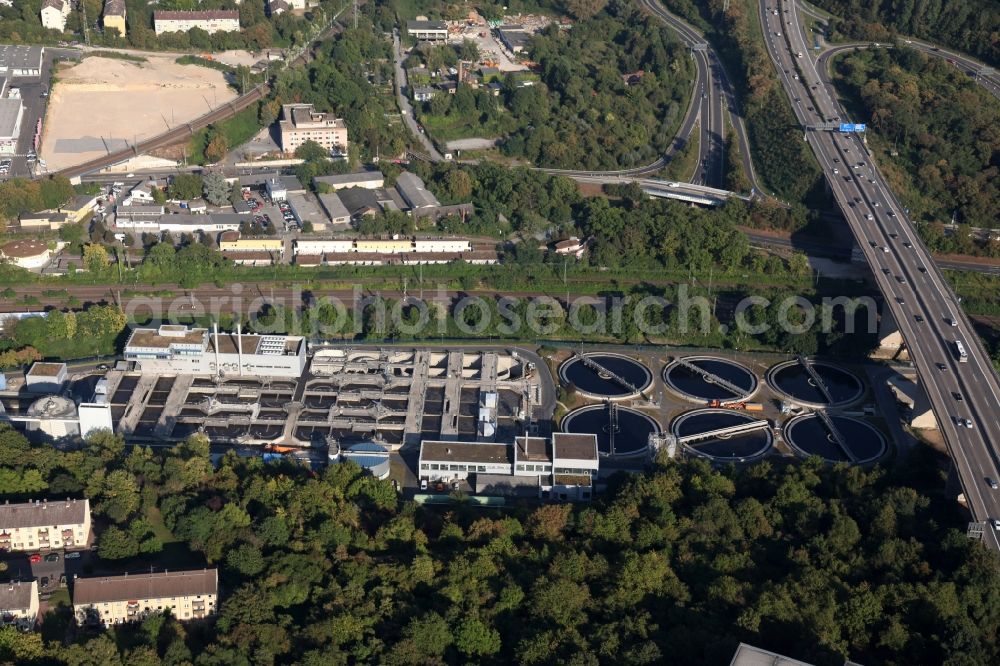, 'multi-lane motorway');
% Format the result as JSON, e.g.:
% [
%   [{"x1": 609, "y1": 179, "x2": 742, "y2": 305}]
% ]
[{"x1": 762, "y1": 0, "x2": 1000, "y2": 548}]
